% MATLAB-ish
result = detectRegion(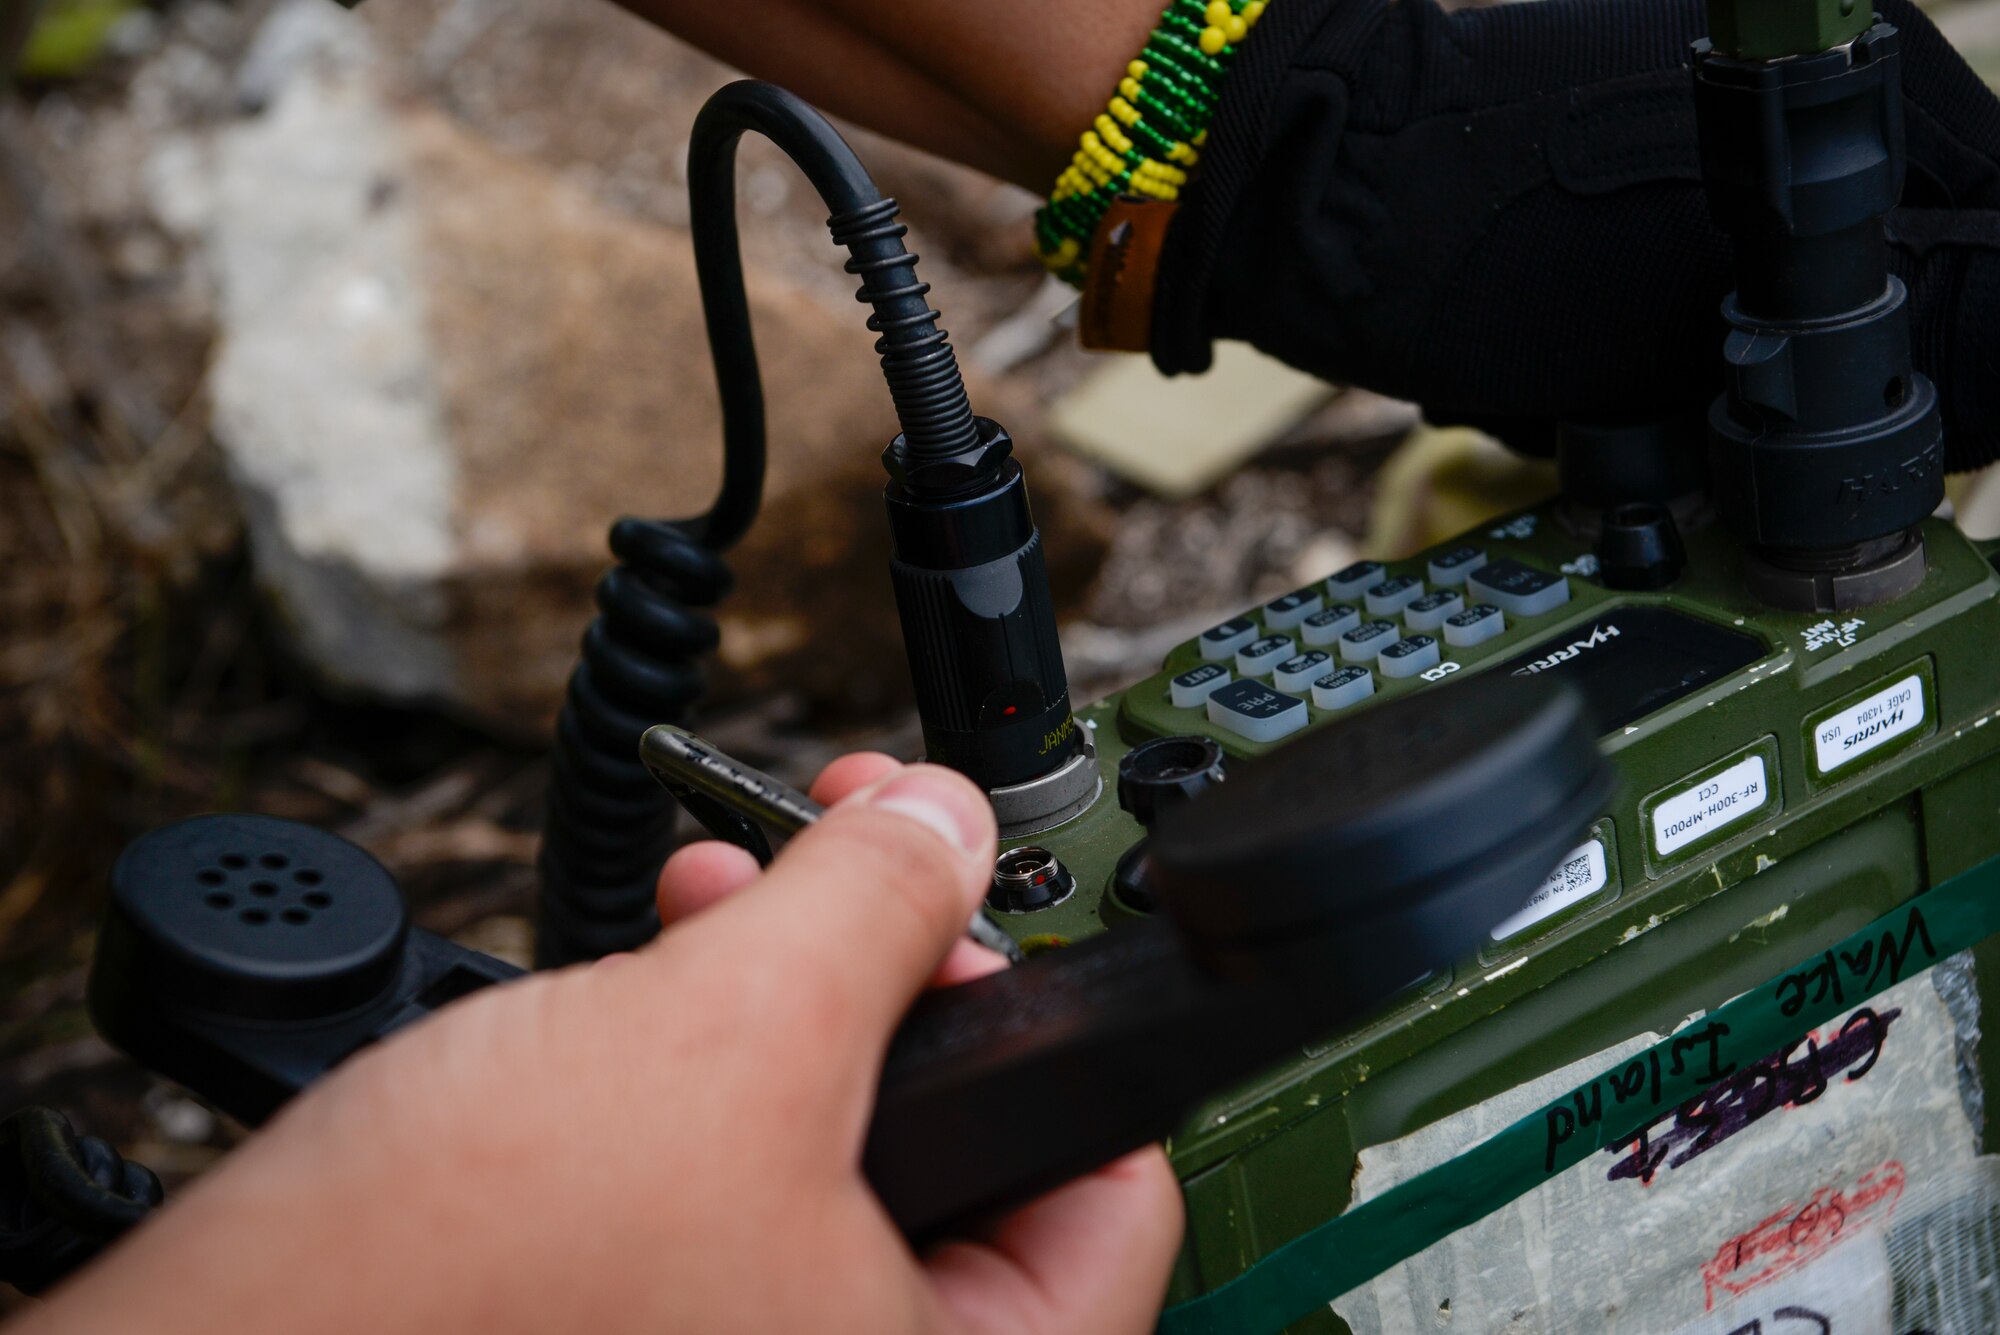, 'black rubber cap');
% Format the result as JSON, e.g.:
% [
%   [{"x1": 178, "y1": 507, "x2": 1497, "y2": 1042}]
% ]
[
  {"x1": 96, "y1": 814, "x2": 408, "y2": 1024},
  {"x1": 1597, "y1": 502, "x2": 1688, "y2": 591},
  {"x1": 1116, "y1": 736, "x2": 1227, "y2": 828},
  {"x1": 1149, "y1": 673, "x2": 1611, "y2": 991},
  {"x1": 1111, "y1": 839, "x2": 1158, "y2": 913}
]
